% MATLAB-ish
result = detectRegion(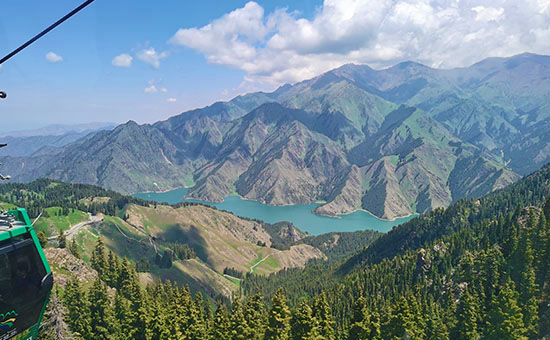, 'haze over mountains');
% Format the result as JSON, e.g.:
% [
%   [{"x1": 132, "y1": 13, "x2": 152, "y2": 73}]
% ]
[
  {"x1": 3, "y1": 53, "x2": 549, "y2": 220},
  {"x1": 0, "y1": 122, "x2": 115, "y2": 157}
]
